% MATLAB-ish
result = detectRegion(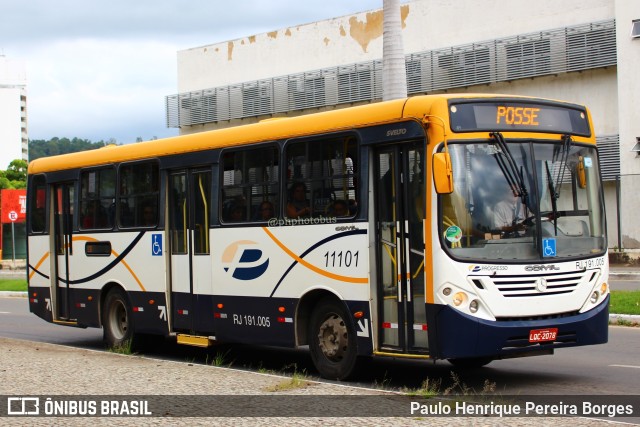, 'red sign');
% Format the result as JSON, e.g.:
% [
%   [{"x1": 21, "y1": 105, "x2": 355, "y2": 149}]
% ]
[{"x1": 1, "y1": 189, "x2": 27, "y2": 224}]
